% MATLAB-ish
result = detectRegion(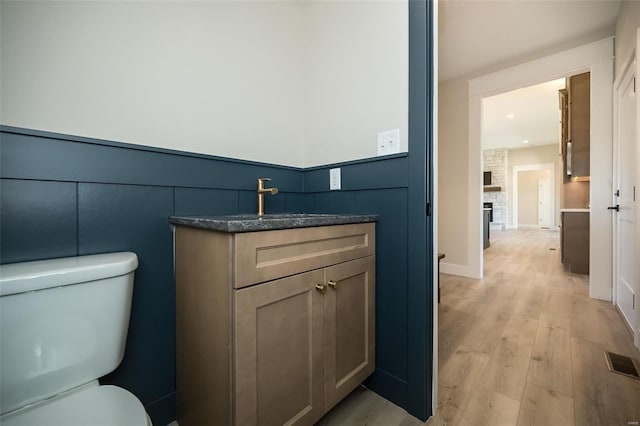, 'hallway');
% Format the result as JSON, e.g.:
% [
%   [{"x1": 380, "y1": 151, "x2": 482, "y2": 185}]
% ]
[{"x1": 435, "y1": 228, "x2": 640, "y2": 425}]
